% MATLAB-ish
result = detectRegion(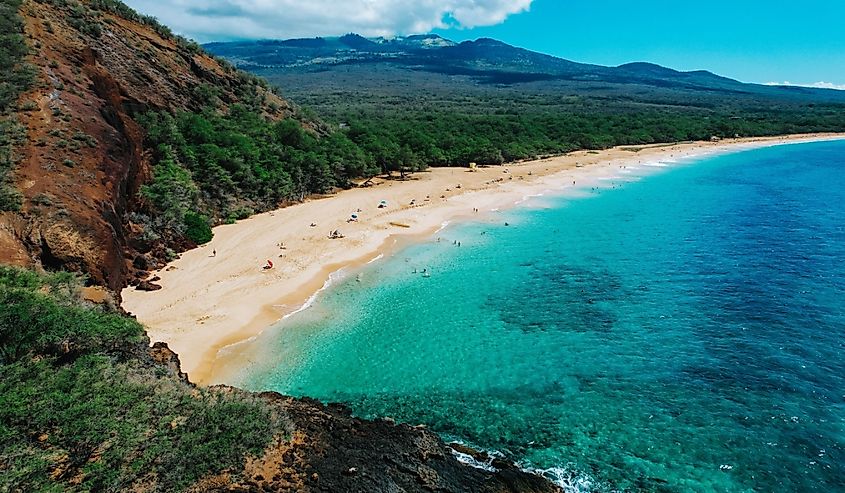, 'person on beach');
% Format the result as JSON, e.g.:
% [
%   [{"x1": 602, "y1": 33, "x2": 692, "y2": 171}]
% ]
[
  {"x1": 263, "y1": 259, "x2": 273, "y2": 270},
  {"x1": 211, "y1": 249, "x2": 216, "y2": 257}
]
